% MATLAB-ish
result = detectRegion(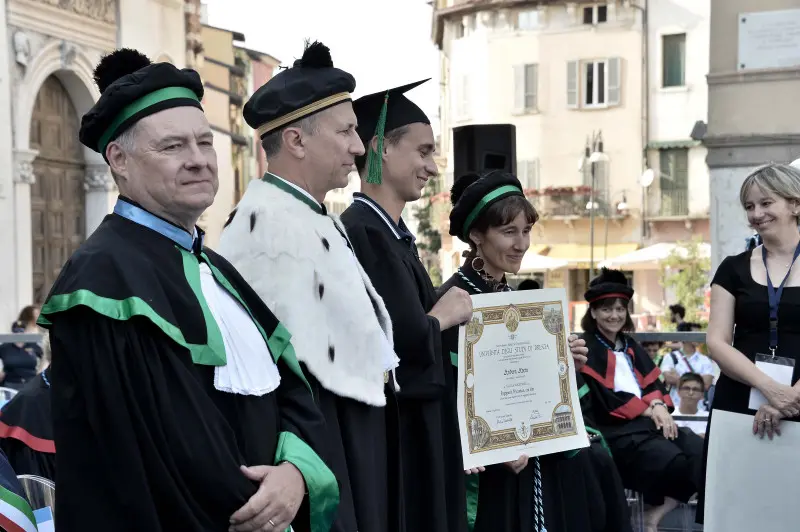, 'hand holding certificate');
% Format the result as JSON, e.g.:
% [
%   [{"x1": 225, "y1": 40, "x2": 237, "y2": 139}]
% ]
[{"x1": 457, "y1": 287, "x2": 588, "y2": 469}]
